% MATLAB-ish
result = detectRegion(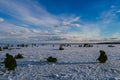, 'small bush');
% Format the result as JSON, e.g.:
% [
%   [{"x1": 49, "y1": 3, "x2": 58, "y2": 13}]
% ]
[
  {"x1": 15, "y1": 54, "x2": 24, "y2": 59},
  {"x1": 47, "y1": 56, "x2": 57, "y2": 63}
]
